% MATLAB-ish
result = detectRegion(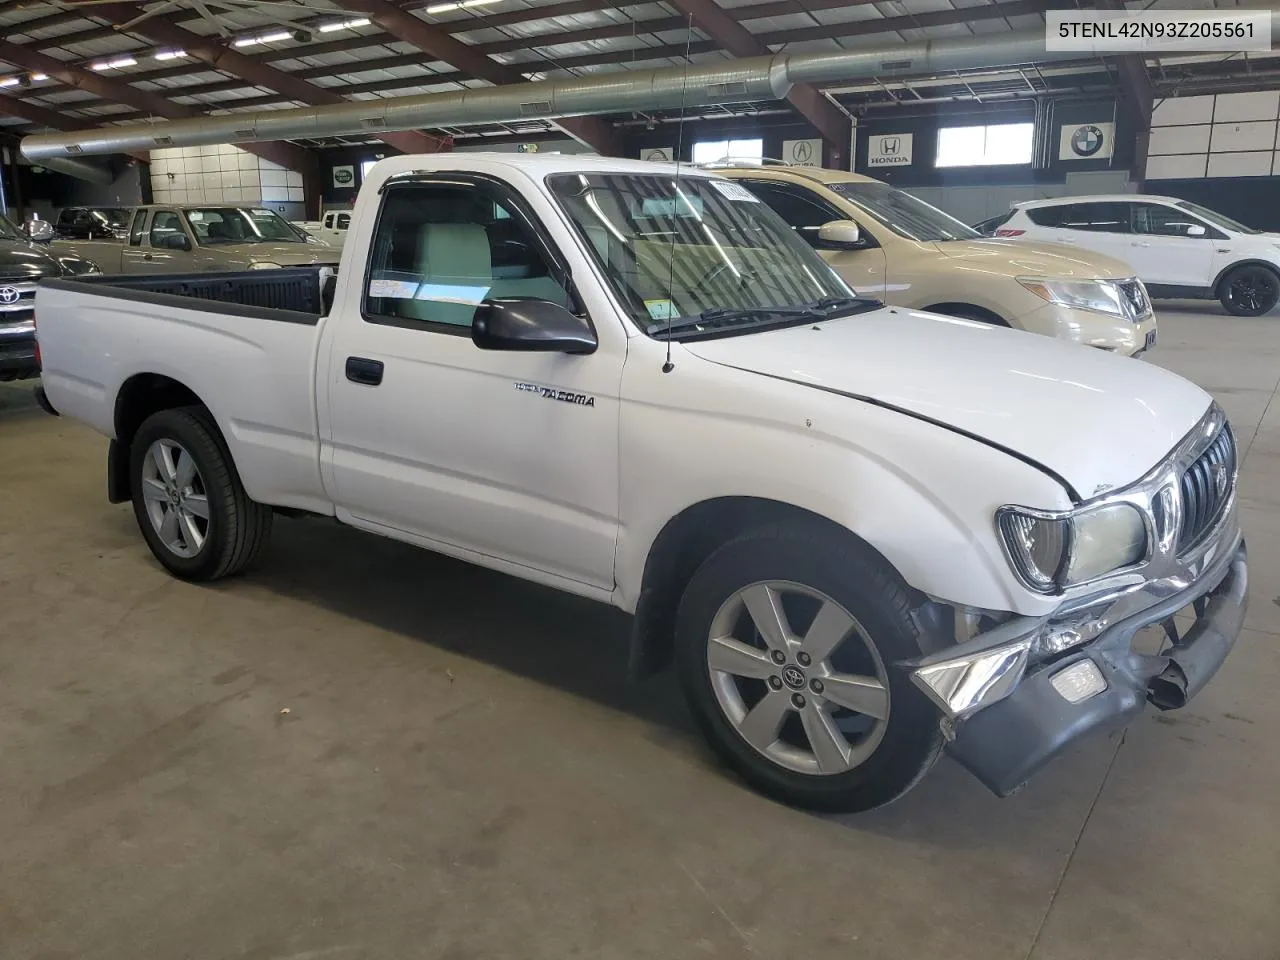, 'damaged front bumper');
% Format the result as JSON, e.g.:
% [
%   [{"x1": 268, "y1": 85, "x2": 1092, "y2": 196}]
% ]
[{"x1": 907, "y1": 507, "x2": 1247, "y2": 797}]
